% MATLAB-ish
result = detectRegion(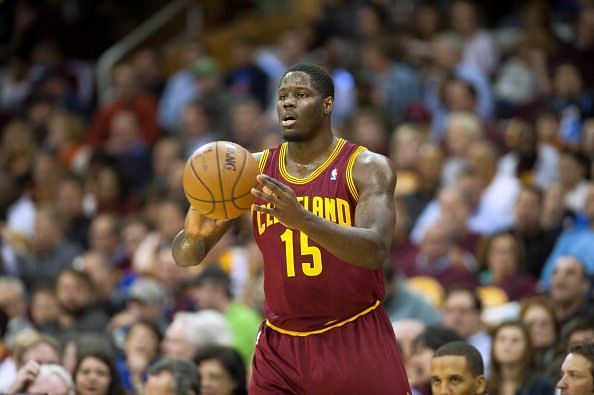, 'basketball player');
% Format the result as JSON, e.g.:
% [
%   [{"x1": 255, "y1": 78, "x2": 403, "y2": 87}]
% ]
[{"x1": 173, "y1": 63, "x2": 410, "y2": 393}]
